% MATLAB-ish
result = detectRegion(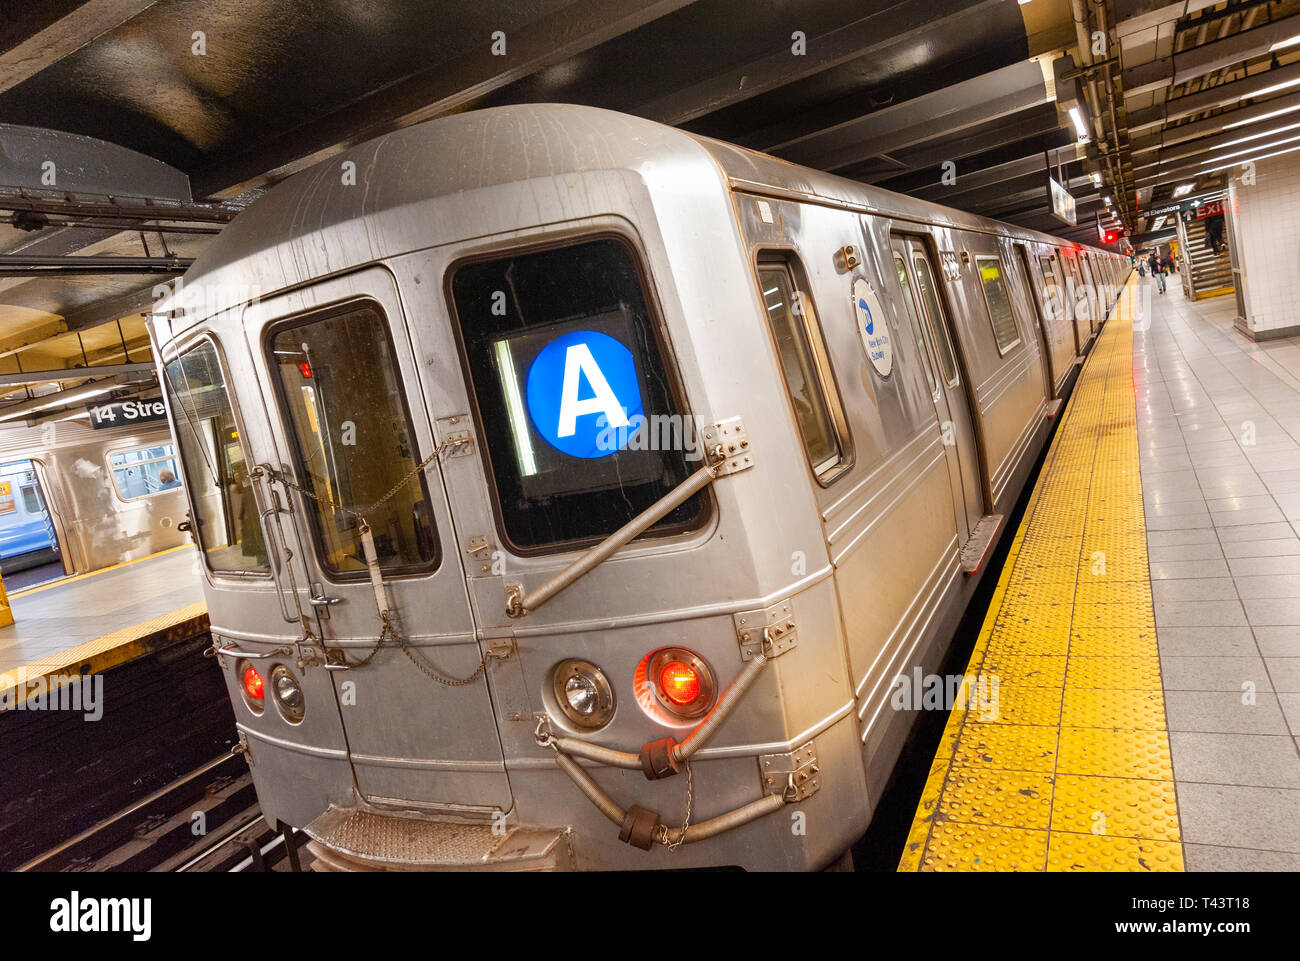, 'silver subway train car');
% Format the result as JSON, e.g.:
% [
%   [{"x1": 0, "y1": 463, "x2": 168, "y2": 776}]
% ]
[
  {"x1": 152, "y1": 104, "x2": 1128, "y2": 871},
  {"x1": 0, "y1": 416, "x2": 188, "y2": 580}
]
